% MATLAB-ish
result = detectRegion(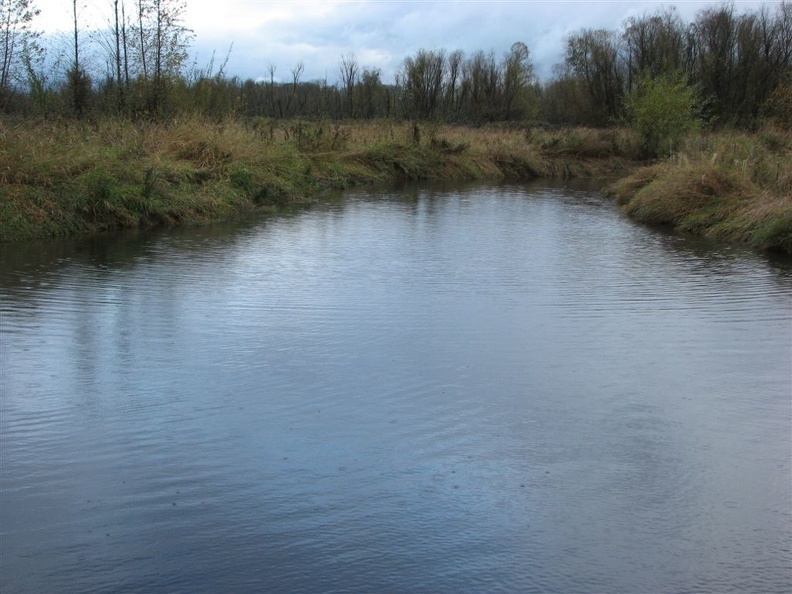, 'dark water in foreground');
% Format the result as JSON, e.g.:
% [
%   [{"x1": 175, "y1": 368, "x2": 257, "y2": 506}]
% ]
[{"x1": 1, "y1": 183, "x2": 790, "y2": 593}]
